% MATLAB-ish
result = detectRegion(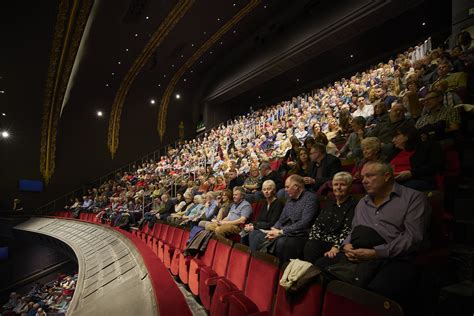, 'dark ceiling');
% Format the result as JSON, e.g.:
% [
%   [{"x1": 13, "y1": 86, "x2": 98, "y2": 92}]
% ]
[{"x1": 0, "y1": 0, "x2": 452, "y2": 210}]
